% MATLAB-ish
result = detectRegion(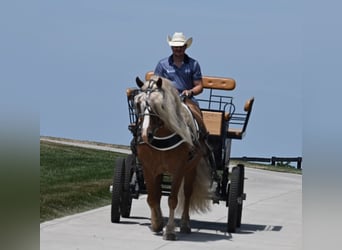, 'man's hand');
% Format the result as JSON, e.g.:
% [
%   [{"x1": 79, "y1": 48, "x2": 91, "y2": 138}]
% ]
[{"x1": 182, "y1": 90, "x2": 193, "y2": 97}]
